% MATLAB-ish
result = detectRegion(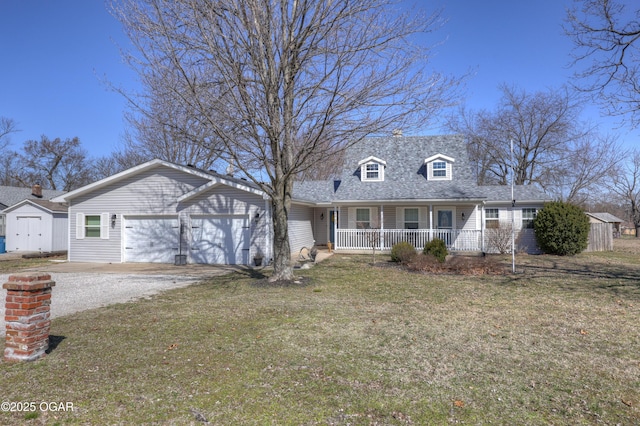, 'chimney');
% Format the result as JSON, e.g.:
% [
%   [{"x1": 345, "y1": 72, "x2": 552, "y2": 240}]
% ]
[{"x1": 32, "y1": 183, "x2": 43, "y2": 198}]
